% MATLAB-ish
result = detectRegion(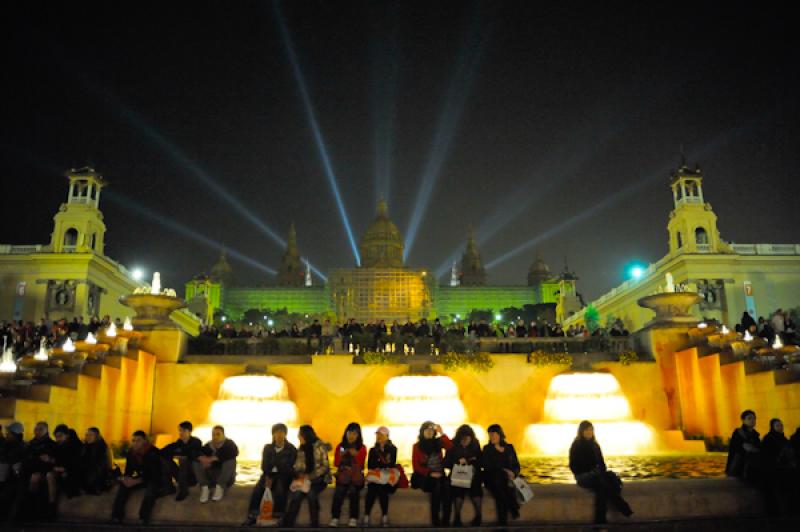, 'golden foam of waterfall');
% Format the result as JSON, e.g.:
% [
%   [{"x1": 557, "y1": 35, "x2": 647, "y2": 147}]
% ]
[{"x1": 524, "y1": 372, "x2": 658, "y2": 456}]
